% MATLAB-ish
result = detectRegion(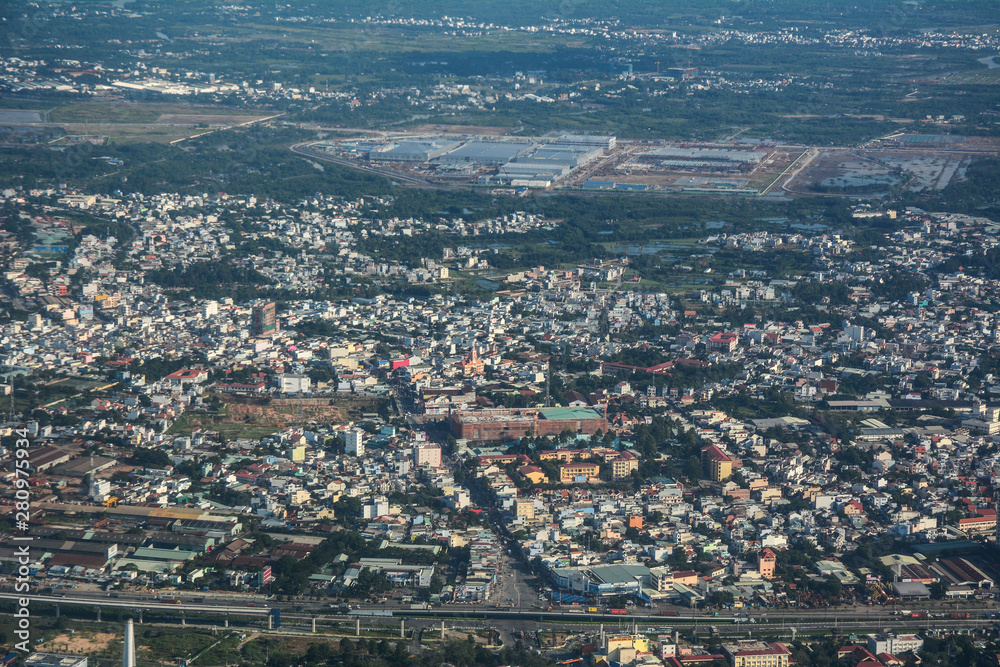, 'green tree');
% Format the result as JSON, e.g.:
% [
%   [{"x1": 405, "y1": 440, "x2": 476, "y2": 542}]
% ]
[
  {"x1": 684, "y1": 455, "x2": 703, "y2": 481},
  {"x1": 821, "y1": 576, "x2": 843, "y2": 599}
]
